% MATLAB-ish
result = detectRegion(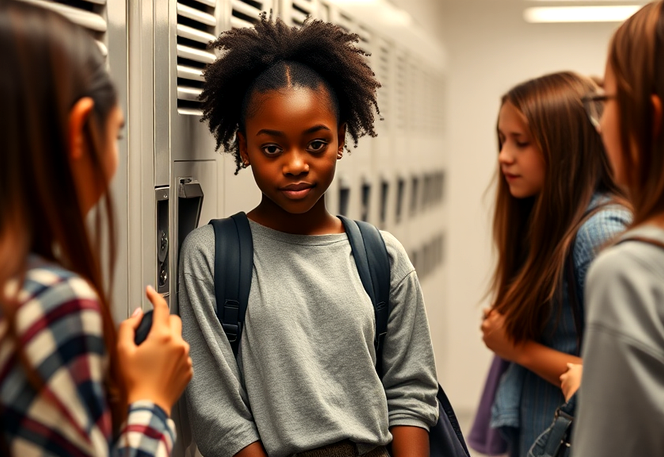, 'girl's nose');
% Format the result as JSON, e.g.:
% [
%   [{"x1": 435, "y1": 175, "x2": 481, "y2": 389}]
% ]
[
  {"x1": 498, "y1": 145, "x2": 514, "y2": 165},
  {"x1": 283, "y1": 150, "x2": 310, "y2": 176}
]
